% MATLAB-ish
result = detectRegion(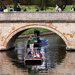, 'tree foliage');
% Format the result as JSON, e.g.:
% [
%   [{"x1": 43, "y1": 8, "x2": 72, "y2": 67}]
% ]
[
  {"x1": 57, "y1": 0, "x2": 73, "y2": 10},
  {"x1": 13, "y1": 0, "x2": 18, "y2": 11},
  {"x1": 0, "y1": 0, "x2": 11, "y2": 6},
  {"x1": 38, "y1": 0, "x2": 57, "y2": 10},
  {"x1": 0, "y1": 0, "x2": 74, "y2": 11},
  {"x1": 37, "y1": 0, "x2": 73, "y2": 10},
  {"x1": 19, "y1": 0, "x2": 38, "y2": 5}
]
